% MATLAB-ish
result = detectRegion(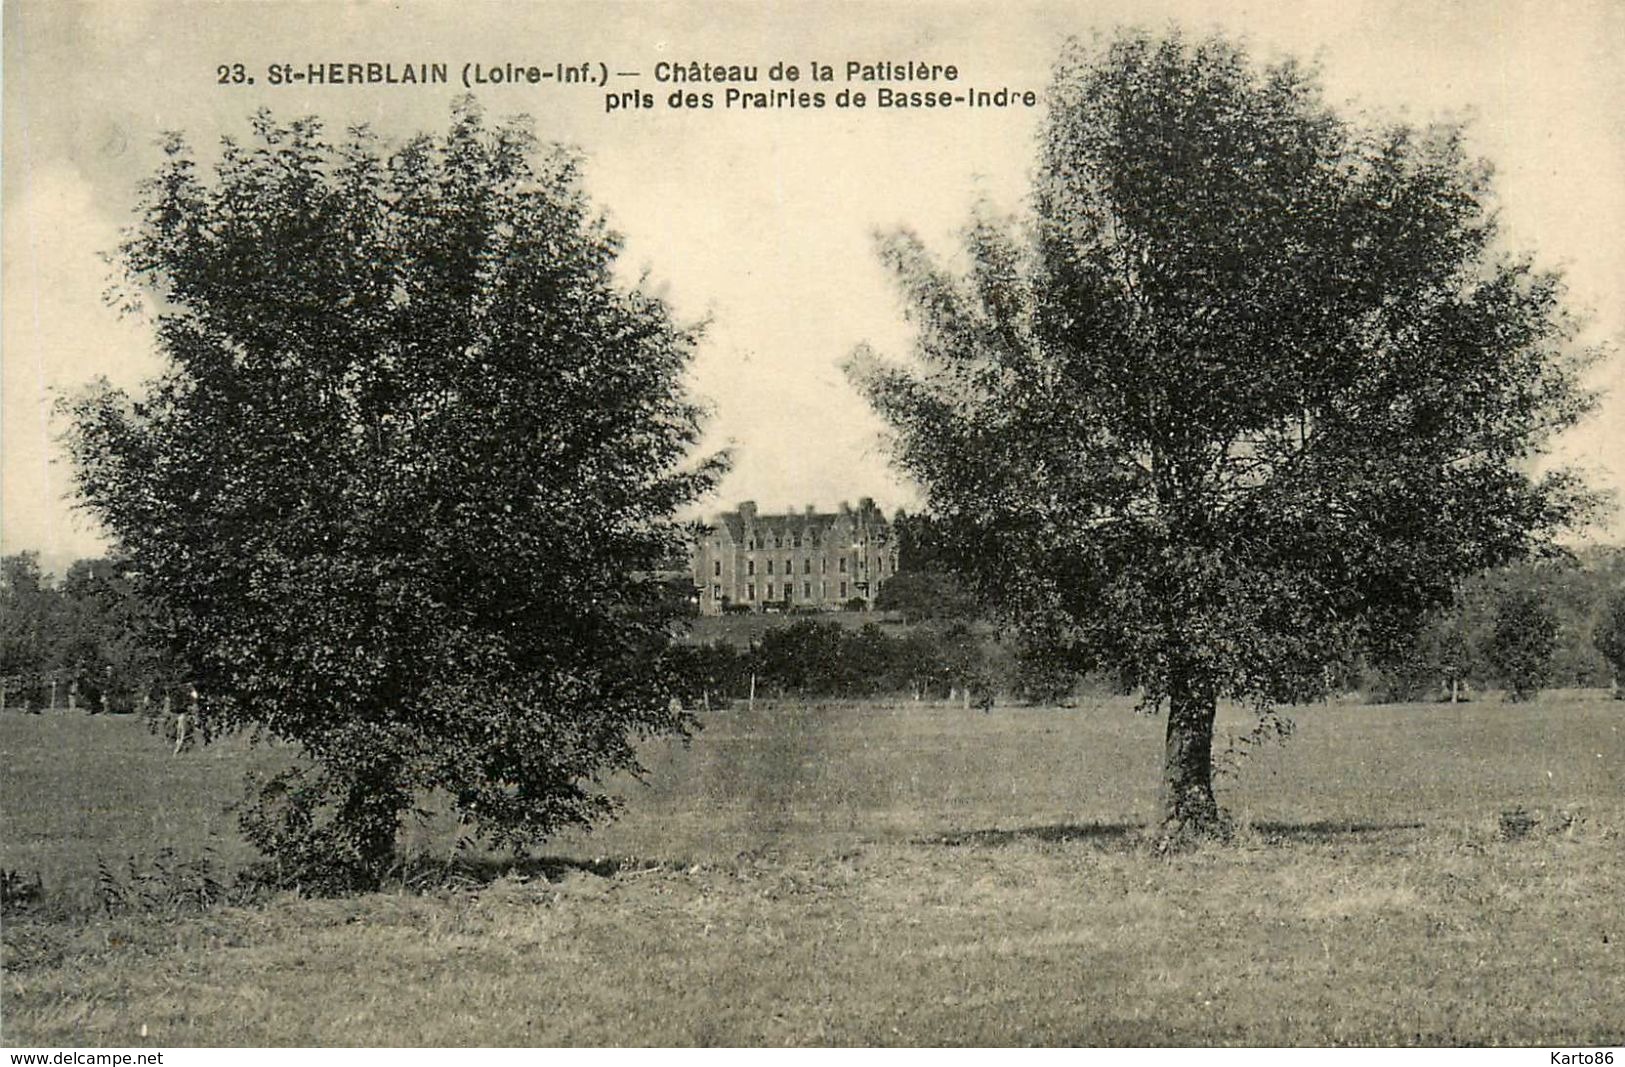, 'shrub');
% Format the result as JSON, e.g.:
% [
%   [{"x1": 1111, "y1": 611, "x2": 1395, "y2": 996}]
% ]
[
  {"x1": 234, "y1": 768, "x2": 397, "y2": 895},
  {"x1": 94, "y1": 849, "x2": 228, "y2": 916},
  {"x1": 0, "y1": 869, "x2": 45, "y2": 915}
]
